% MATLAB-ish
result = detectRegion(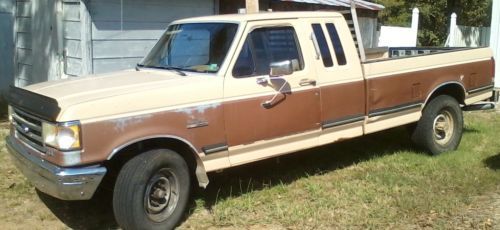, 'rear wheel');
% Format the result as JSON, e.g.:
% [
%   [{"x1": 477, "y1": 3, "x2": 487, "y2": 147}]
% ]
[
  {"x1": 113, "y1": 149, "x2": 190, "y2": 230},
  {"x1": 411, "y1": 95, "x2": 463, "y2": 155}
]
